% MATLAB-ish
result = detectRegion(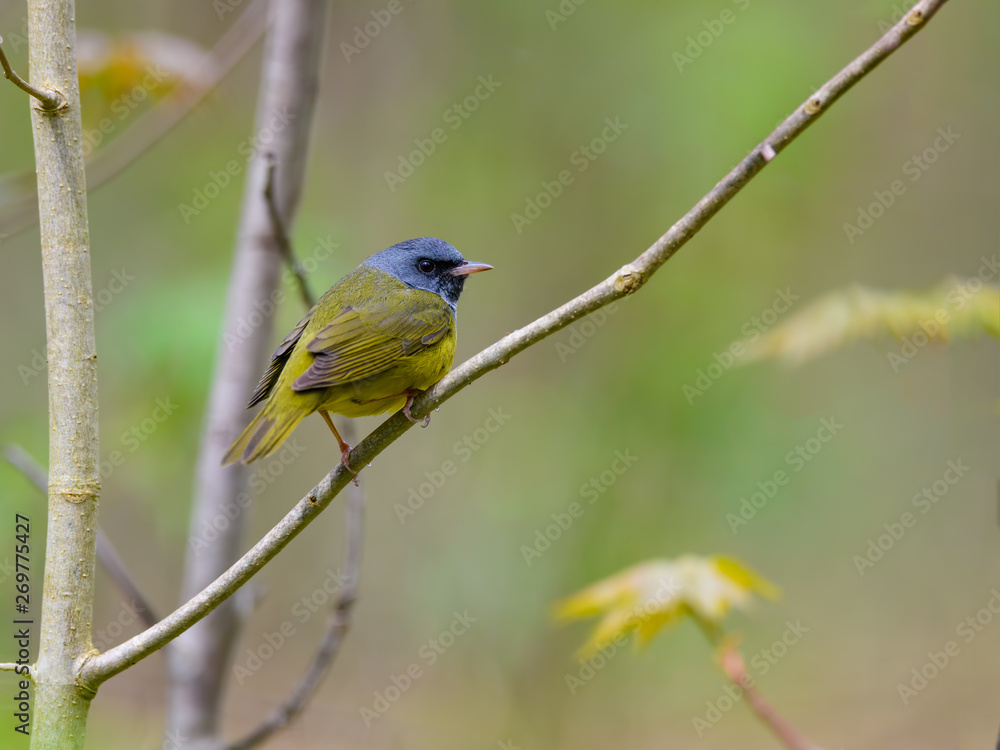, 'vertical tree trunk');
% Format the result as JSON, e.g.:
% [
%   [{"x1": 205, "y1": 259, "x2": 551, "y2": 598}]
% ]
[
  {"x1": 26, "y1": 0, "x2": 100, "y2": 747},
  {"x1": 166, "y1": 1, "x2": 329, "y2": 745}
]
